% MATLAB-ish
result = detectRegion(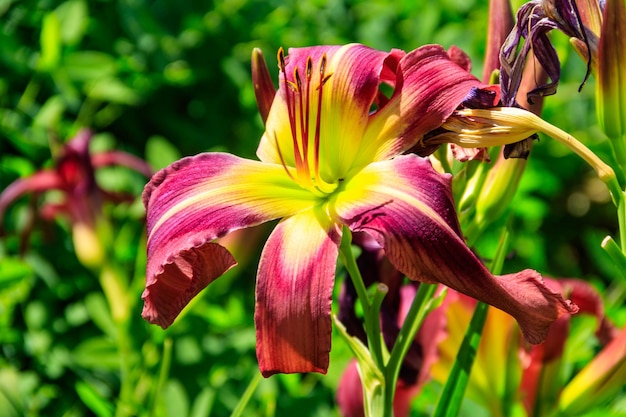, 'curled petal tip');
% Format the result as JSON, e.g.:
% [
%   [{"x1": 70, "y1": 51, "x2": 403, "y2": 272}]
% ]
[
  {"x1": 142, "y1": 241, "x2": 237, "y2": 329},
  {"x1": 503, "y1": 270, "x2": 579, "y2": 345}
]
